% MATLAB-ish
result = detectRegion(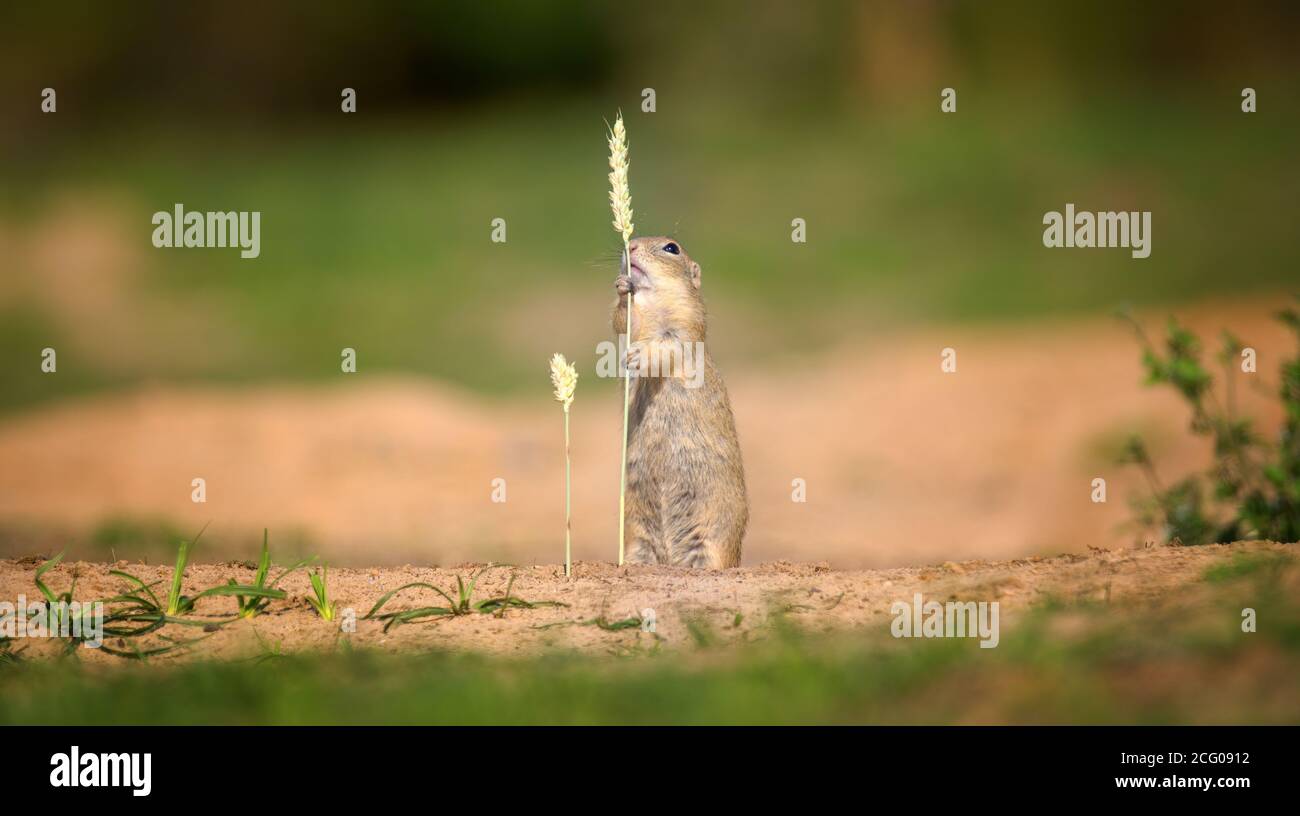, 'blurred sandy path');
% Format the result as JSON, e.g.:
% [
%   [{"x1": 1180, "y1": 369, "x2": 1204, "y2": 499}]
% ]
[{"x1": 0, "y1": 299, "x2": 1290, "y2": 567}]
